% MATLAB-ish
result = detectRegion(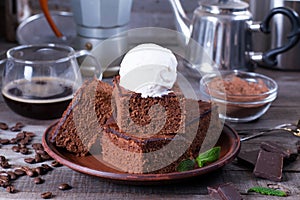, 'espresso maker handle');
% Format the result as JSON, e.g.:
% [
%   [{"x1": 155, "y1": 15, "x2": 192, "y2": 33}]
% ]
[{"x1": 260, "y1": 7, "x2": 300, "y2": 67}]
